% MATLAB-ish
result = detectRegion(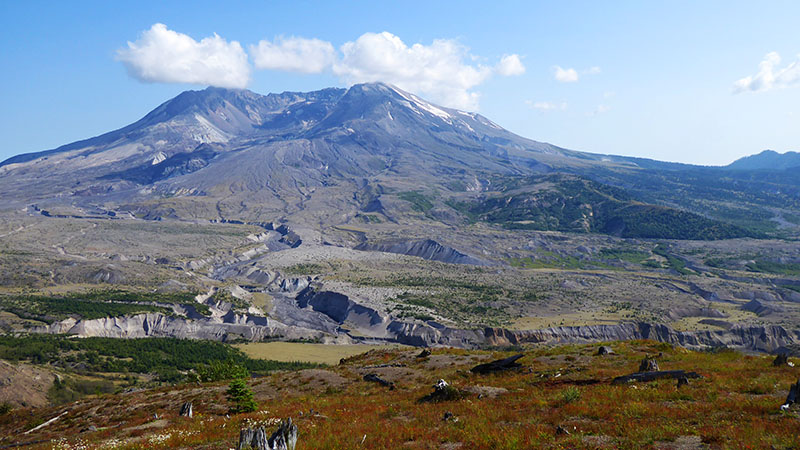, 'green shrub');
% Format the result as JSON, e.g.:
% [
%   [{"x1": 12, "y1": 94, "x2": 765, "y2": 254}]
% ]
[{"x1": 560, "y1": 386, "x2": 581, "y2": 404}]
